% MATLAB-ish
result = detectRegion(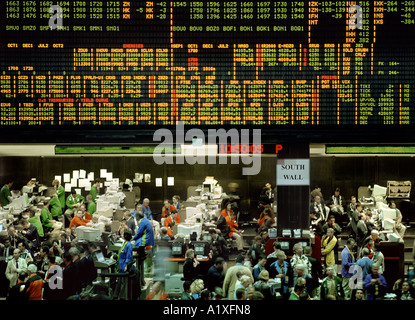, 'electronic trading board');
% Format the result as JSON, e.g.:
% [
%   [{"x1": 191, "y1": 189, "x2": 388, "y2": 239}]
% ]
[{"x1": 0, "y1": 1, "x2": 414, "y2": 137}]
